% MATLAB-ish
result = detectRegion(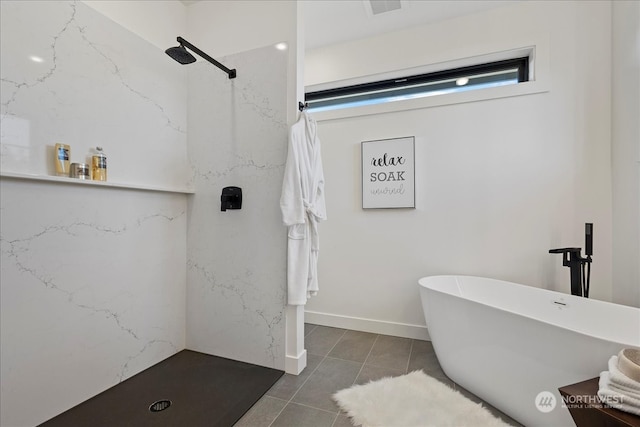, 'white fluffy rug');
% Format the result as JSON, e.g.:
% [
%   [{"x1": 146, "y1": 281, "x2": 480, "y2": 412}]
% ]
[{"x1": 333, "y1": 370, "x2": 511, "y2": 427}]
